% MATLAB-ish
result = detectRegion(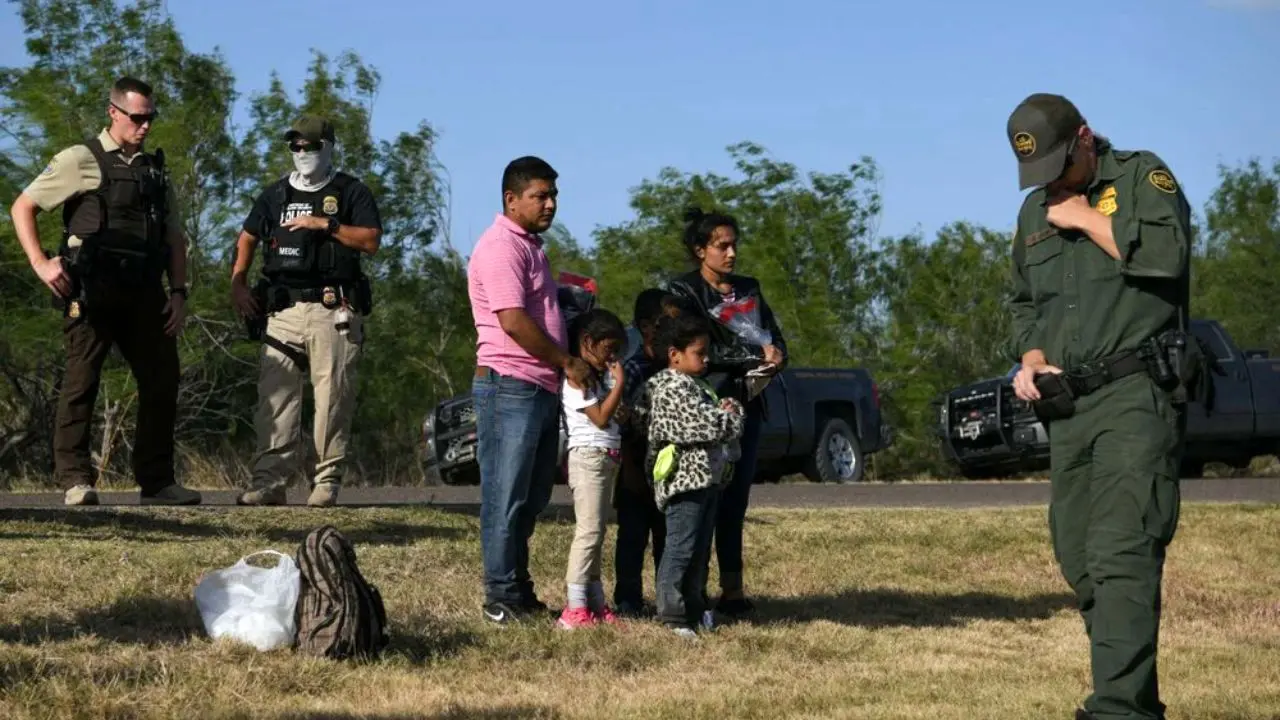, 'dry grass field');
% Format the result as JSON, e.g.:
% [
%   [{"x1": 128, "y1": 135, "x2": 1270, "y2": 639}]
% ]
[{"x1": 1, "y1": 502, "x2": 1277, "y2": 719}]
